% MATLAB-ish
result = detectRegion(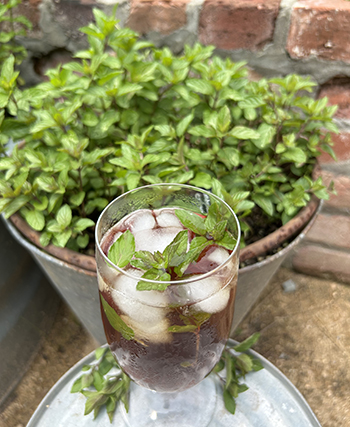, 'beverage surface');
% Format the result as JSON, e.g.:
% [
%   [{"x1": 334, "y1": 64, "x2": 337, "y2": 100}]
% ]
[{"x1": 97, "y1": 207, "x2": 238, "y2": 392}]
